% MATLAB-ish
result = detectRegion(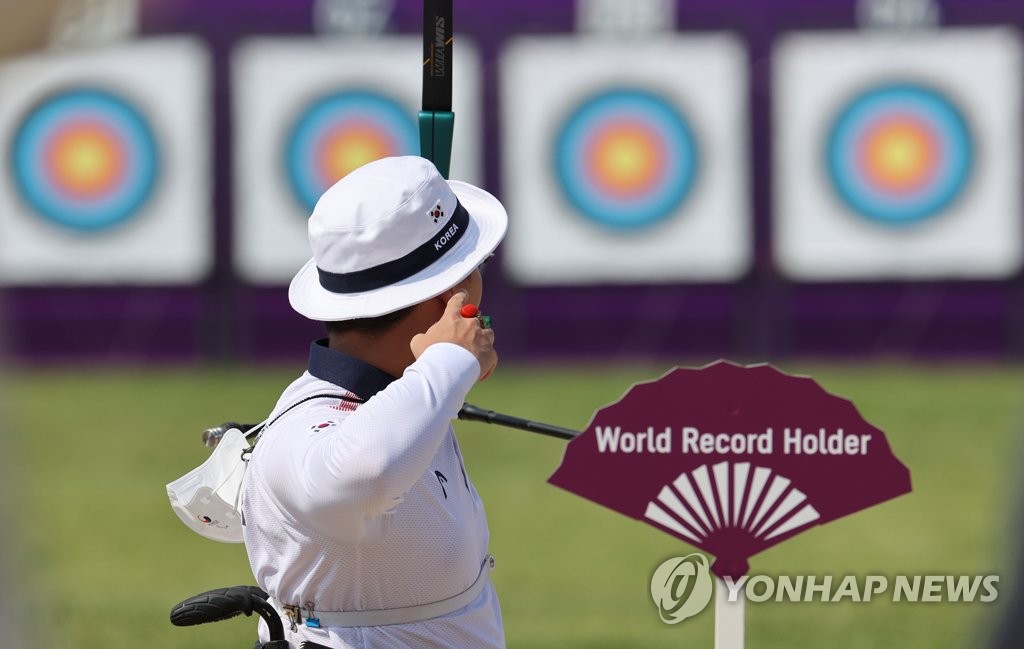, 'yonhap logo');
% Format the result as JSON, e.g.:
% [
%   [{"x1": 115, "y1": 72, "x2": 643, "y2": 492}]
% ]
[{"x1": 650, "y1": 553, "x2": 714, "y2": 624}]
